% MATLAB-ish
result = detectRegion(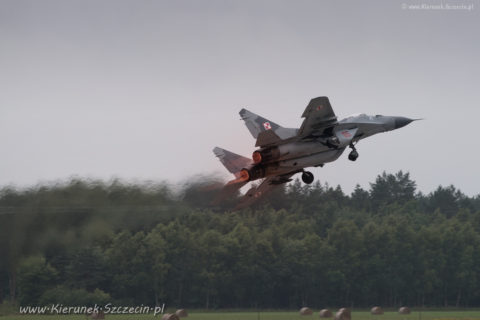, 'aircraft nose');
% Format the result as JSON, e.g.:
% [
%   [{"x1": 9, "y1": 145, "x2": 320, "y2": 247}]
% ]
[{"x1": 394, "y1": 117, "x2": 414, "y2": 129}]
